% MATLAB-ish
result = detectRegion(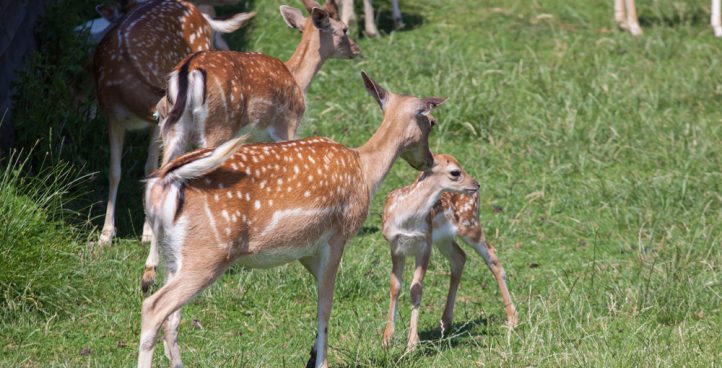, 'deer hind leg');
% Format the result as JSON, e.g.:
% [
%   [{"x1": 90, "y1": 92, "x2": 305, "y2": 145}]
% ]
[
  {"x1": 141, "y1": 227, "x2": 160, "y2": 293},
  {"x1": 614, "y1": 0, "x2": 626, "y2": 26},
  {"x1": 406, "y1": 243, "x2": 431, "y2": 352},
  {"x1": 382, "y1": 252, "x2": 405, "y2": 348},
  {"x1": 434, "y1": 238, "x2": 466, "y2": 335},
  {"x1": 362, "y1": 0, "x2": 379, "y2": 37},
  {"x1": 138, "y1": 257, "x2": 228, "y2": 368},
  {"x1": 98, "y1": 121, "x2": 125, "y2": 246},
  {"x1": 712, "y1": 0, "x2": 722, "y2": 37},
  {"x1": 460, "y1": 230, "x2": 518, "y2": 328},
  {"x1": 141, "y1": 125, "x2": 161, "y2": 244}
]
